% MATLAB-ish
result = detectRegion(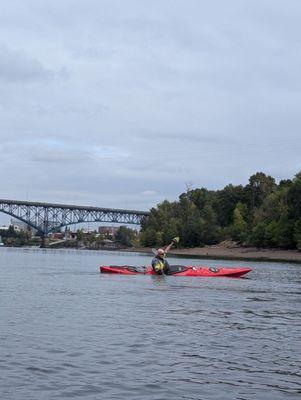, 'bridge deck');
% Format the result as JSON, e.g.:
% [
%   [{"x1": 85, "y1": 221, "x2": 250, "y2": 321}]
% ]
[{"x1": 0, "y1": 199, "x2": 148, "y2": 215}]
